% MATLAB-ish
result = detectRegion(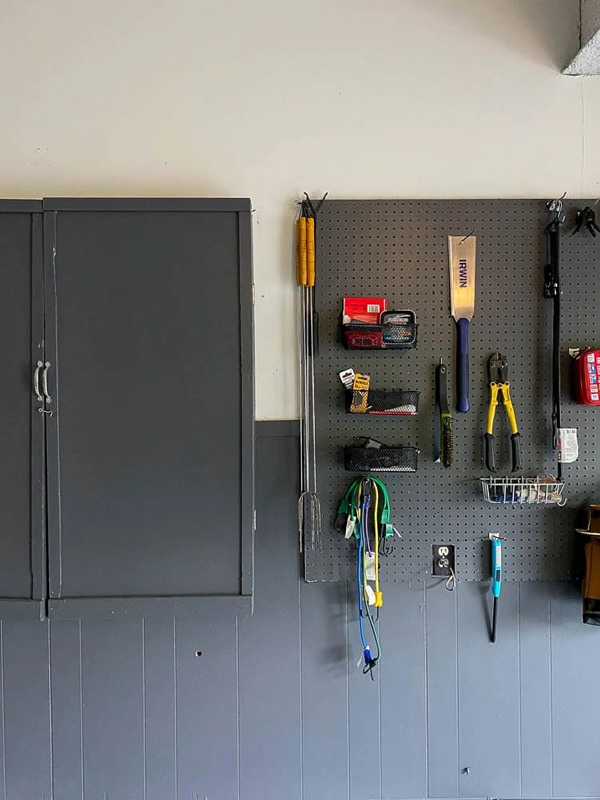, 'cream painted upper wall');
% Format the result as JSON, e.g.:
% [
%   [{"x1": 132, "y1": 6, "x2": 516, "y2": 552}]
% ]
[{"x1": 0, "y1": 0, "x2": 597, "y2": 418}]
